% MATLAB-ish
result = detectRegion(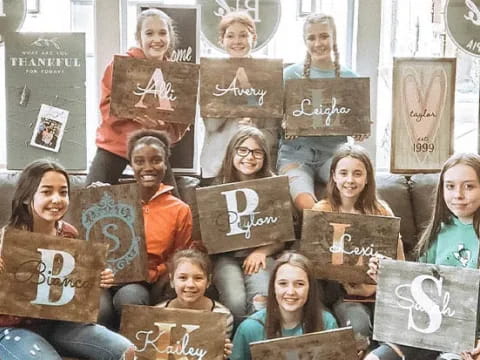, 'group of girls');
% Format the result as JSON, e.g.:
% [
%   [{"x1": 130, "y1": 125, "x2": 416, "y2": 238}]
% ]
[{"x1": 1, "y1": 7, "x2": 480, "y2": 360}]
